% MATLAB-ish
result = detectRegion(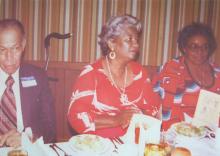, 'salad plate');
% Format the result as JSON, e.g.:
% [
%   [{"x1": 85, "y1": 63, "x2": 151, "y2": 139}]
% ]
[
  {"x1": 69, "y1": 134, "x2": 114, "y2": 155},
  {"x1": 170, "y1": 122, "x2": 207, "y2": 138}
]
